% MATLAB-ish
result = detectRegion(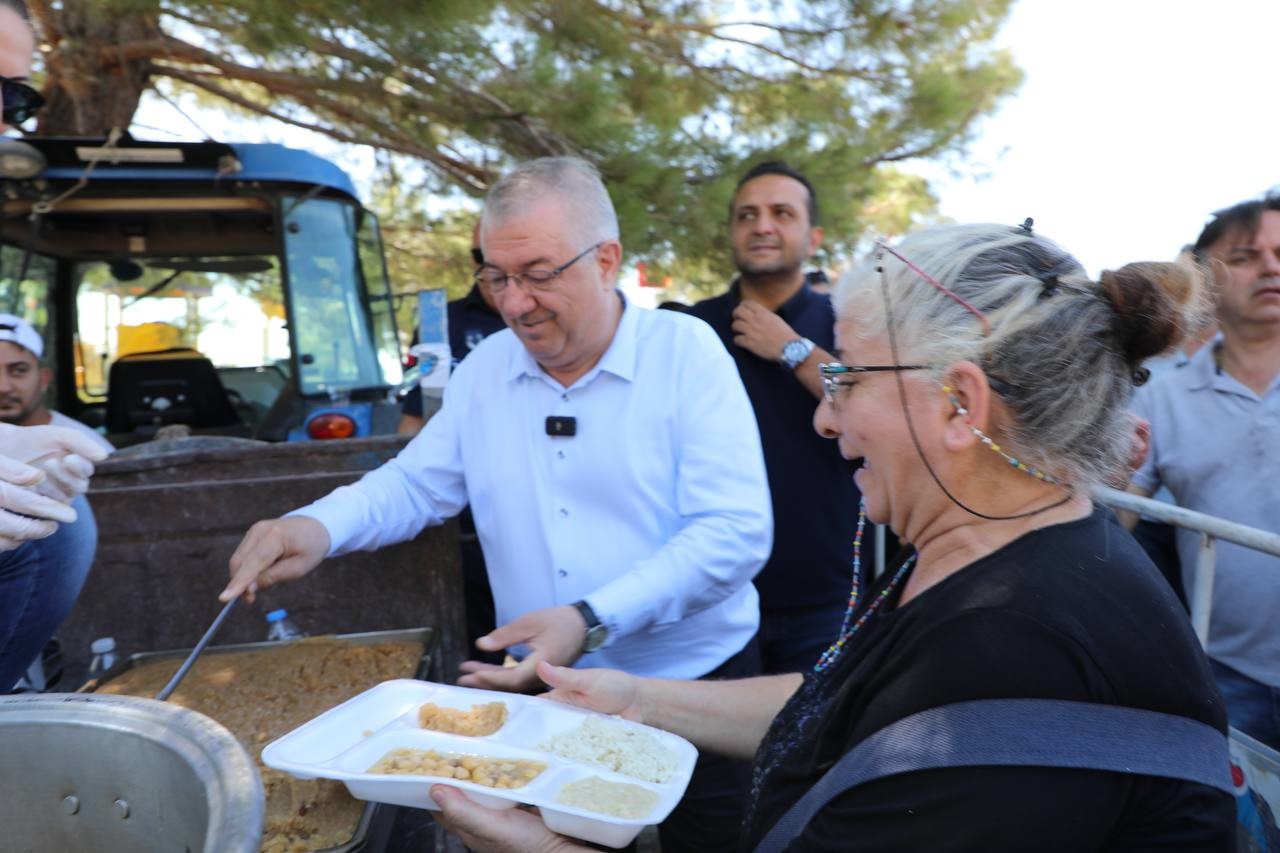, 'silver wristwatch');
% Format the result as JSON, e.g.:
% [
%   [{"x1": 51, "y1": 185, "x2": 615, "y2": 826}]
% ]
[
  {"x1": 571, "y1": 600, "x2": 609, "y2": 653},
  {"x1": 779, "y1": 337, "x2": 815, "y2": 370}
]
